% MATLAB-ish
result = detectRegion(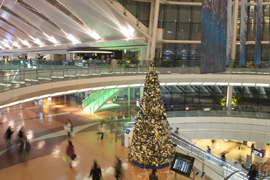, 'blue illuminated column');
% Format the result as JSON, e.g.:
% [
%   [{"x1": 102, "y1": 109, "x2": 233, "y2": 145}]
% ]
[
  {"x1": 239, "y1": 0, "x2": 247, "y2": 66},
  {"x1": 254, "y1": 0, "x2": 262, "y2": 65}
]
